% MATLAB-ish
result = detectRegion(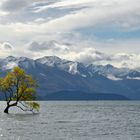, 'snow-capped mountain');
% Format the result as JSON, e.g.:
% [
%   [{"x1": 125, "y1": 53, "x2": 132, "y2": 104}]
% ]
[
  {"x1": 37, "y1": 56, "x2": 88, "y2": 76},
  {"x1": 37, "y1": 56, "x2": 140, "y2": 80},
  {"x1": 1, "y1": 55, "x2": 138, "y2": 80},
  {"x1": 86, "y1": 64, "x2": 132, "y2": 80},
  {"x1": 0, "y1": 56, "x2": 140, "y2": 100},
  {"x1": 0, "y1": 56, "x2": 36, "y2": 70}
]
